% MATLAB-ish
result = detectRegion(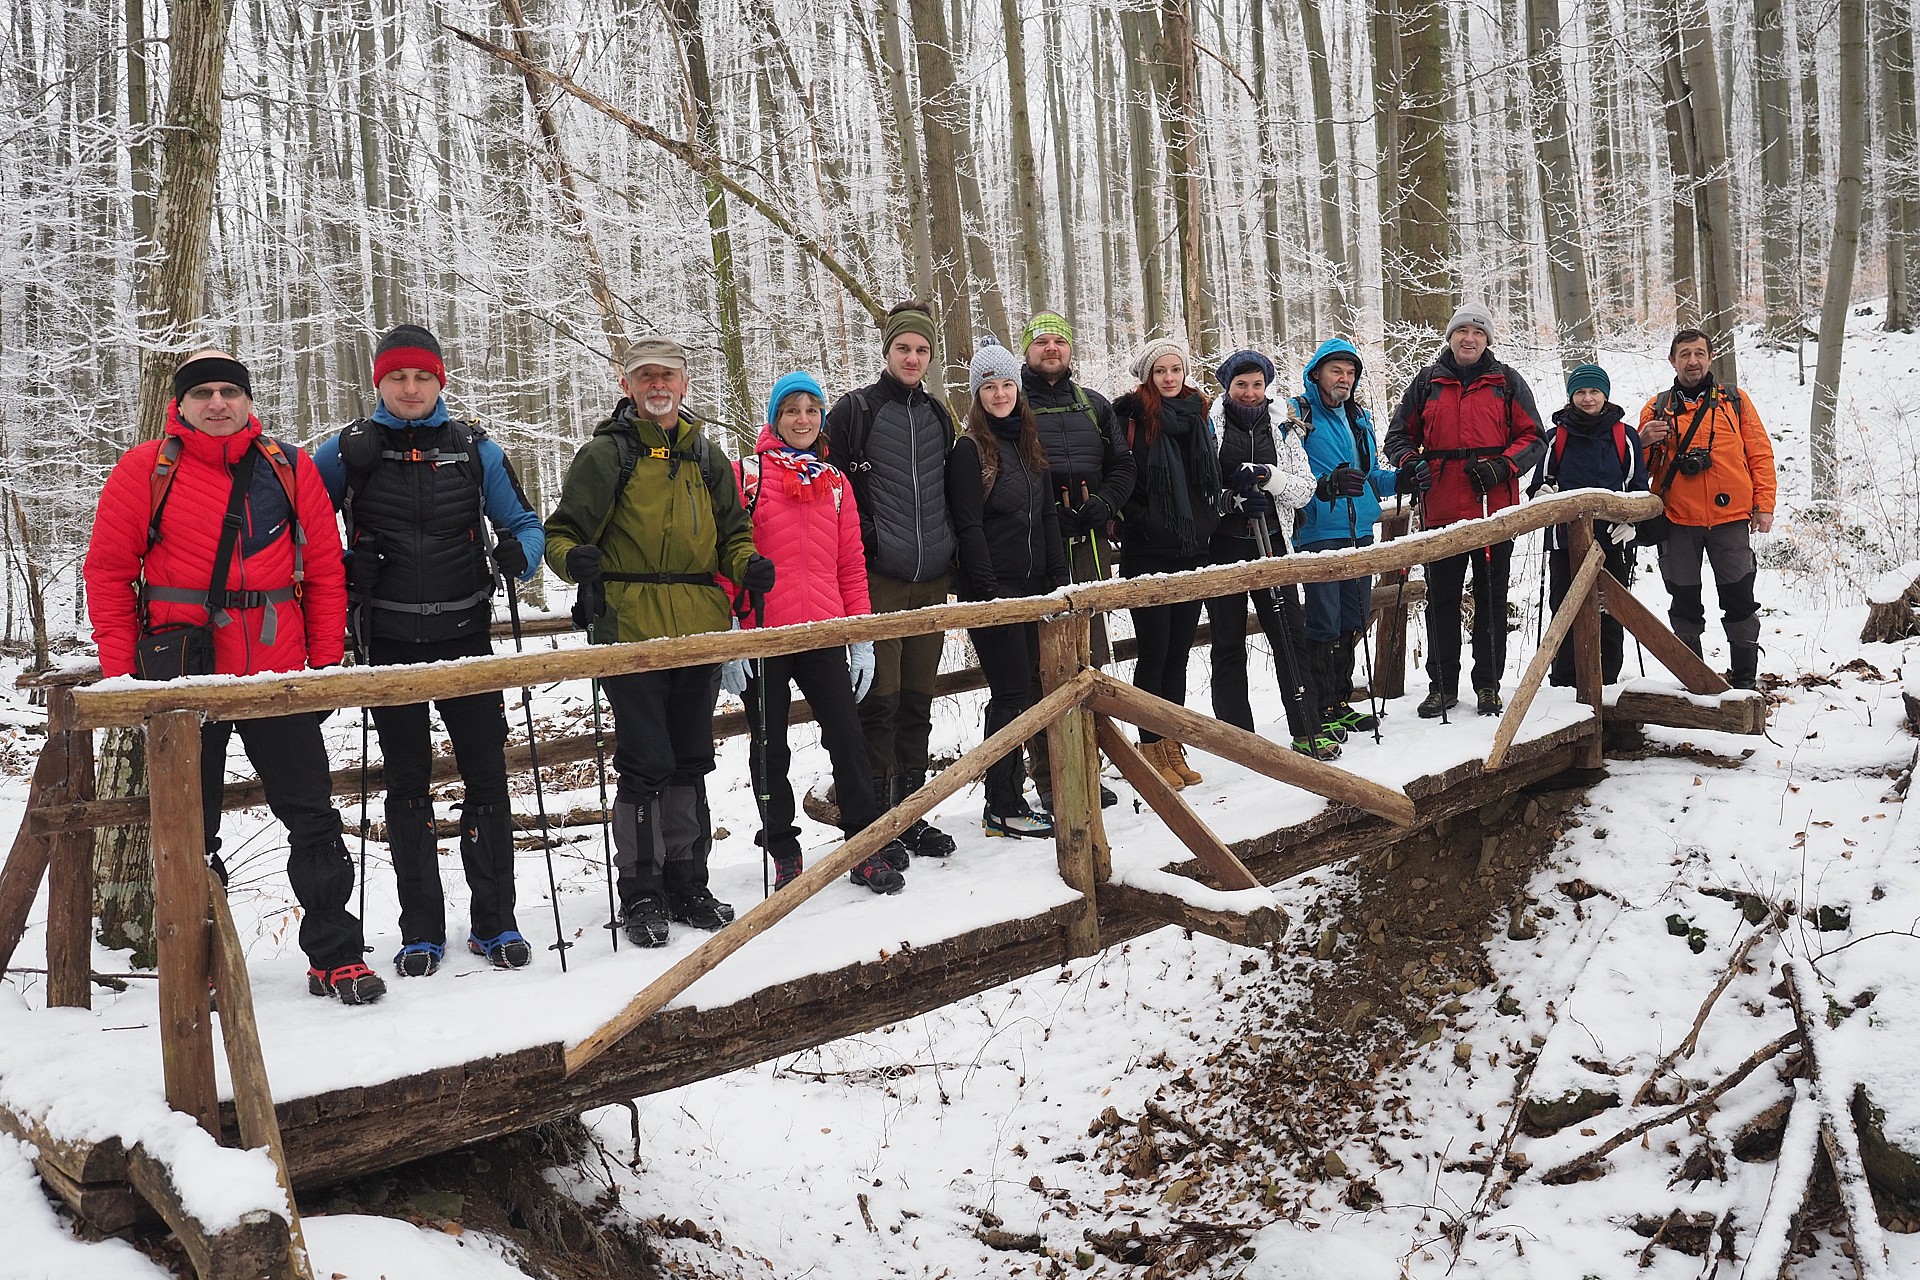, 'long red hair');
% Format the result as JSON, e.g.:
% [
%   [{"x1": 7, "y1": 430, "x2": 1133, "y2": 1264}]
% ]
[{"x1": 1129, "y1": 380, "x2": 1210, "y2": 451}]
